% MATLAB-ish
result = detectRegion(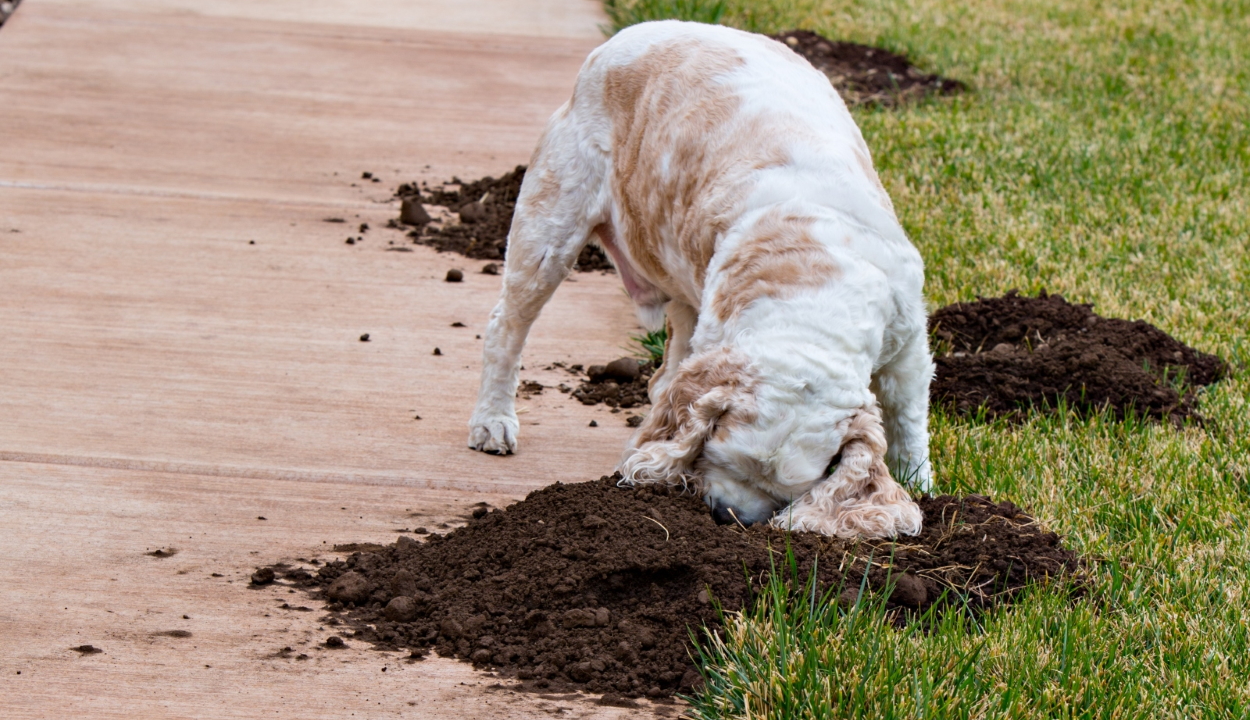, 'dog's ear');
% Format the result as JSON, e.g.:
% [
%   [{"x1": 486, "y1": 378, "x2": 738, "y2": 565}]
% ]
[
  {"x1": 772, "y1": 405, "x2": 922, "y2": 537},
  {"x1": 619, "y1": 347, "x2": 756, "y2": 488}
]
